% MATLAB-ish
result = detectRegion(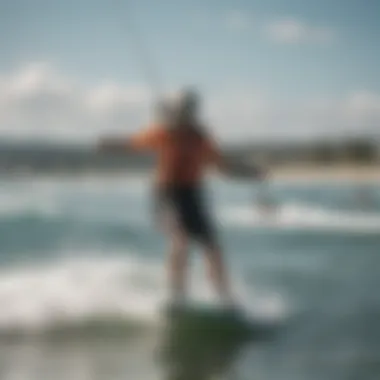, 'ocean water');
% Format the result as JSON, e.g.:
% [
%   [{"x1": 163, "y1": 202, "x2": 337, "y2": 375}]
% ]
[{"x1": 0, "y1": 174, "x2": 379, "y2": 380}]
